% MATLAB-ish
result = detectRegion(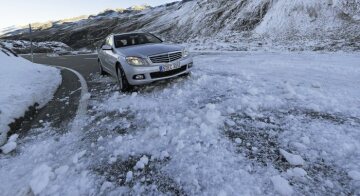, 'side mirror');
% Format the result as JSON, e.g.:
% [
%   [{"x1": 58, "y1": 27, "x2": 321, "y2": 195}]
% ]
[{"x1": 102, "y1": 45, "x2": 112, "y2": 50}]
